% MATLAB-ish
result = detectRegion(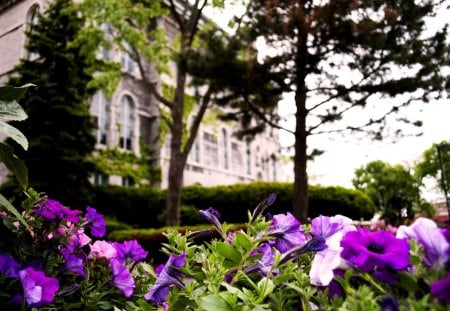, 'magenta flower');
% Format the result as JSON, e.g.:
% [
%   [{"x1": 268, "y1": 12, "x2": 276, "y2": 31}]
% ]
[
  {"x1": 66, "y1": 229, "x2": 92, "y2": 252},
  {"x1": 397, "y1": 217, "x2": 449, "y2": 270},
  {"x1": 88, "y1": 240, "x2": 118, "y2": 259},
  {"x1": 341, "y1": 227, "x2": 410, "y2": 273},
  {"x1": 110, "y1": 259, "x2": 135, "y2": 298},
  {"x1": 113, "y1": 240, "x2": 148, "y2": 264},
  {"x1": 34, "y1": 199, "x2": 80, "y2": 223},
  {"x1": 18, "y1": 267, "x2": 59, "y2": 307},
  {"x1": 269, "y1": 212, "x2": 307, "y2": 253},
  {"x1": 431, "y1": 272, "x2": 450, "y2": 303},
  {"x1": 144, "y1": 252, "x2": 186, "y2": 305},
  {"x1": 0, "y1": 252, "x2": 21, "y2": 278},
  {"x1": 85, "y1": 207, "x2": 106, "y2": 238}
]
